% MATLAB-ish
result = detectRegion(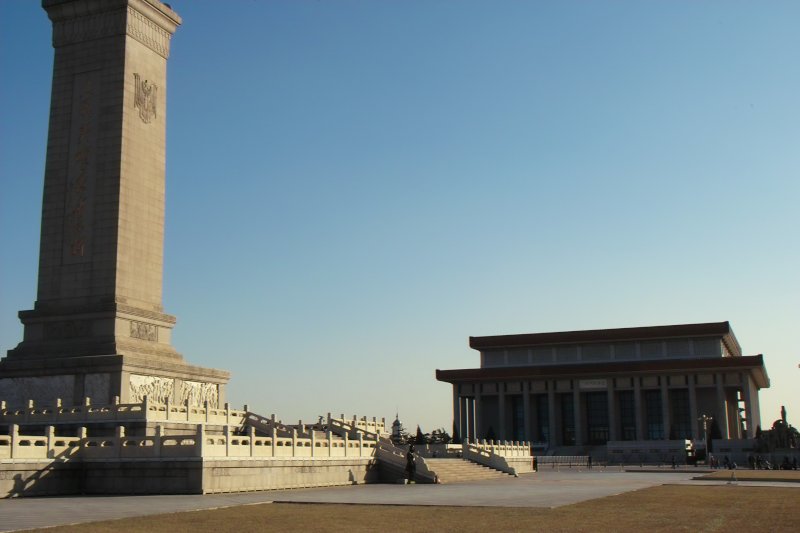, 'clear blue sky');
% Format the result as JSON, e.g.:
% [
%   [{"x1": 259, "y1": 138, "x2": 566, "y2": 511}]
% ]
[{"x1": 1, "y1": 1, "x2": 798, "y2": 432}]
